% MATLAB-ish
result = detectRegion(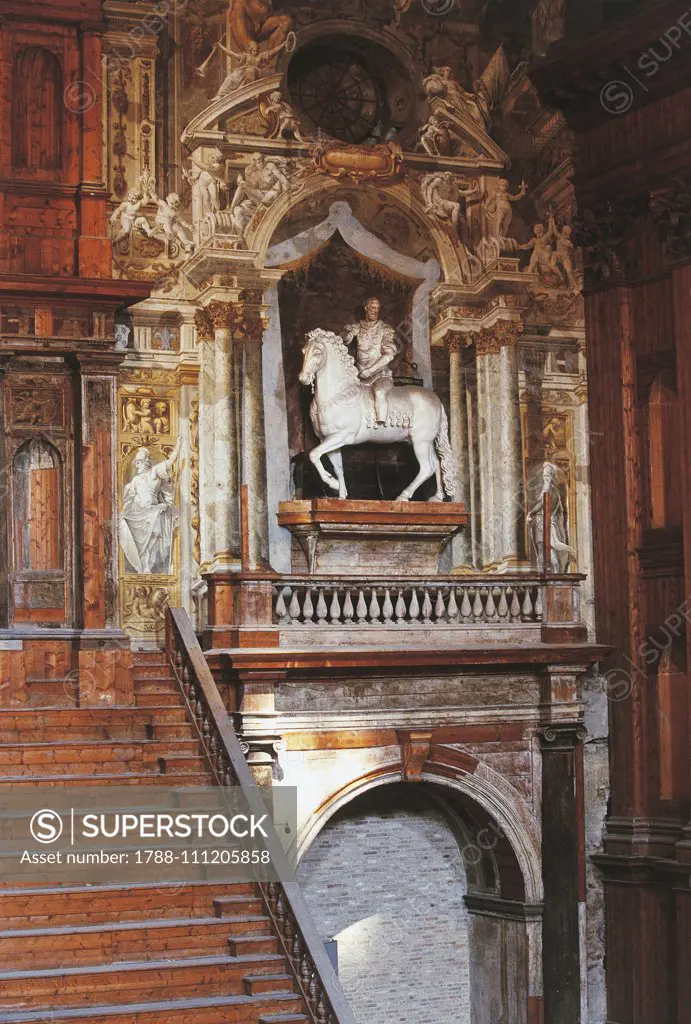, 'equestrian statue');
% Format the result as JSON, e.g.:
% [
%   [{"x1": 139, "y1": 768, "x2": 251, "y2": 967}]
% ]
[{"x1": 298, "y1": 298, "x2": 457, "y2": 502}]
